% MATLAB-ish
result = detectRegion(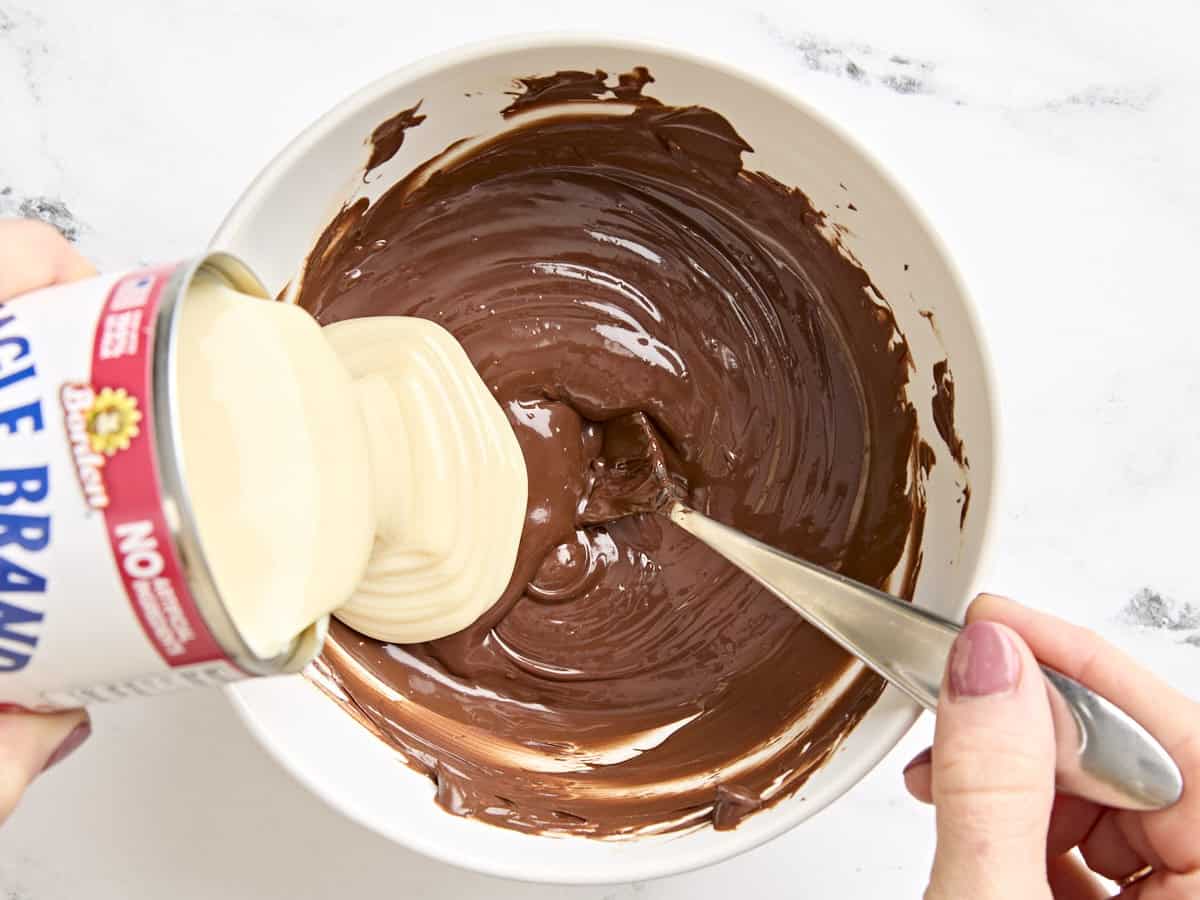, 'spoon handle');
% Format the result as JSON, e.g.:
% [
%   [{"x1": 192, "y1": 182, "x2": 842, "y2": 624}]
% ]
[{"x1": 668, "y1": 503, "x2": 1183, "y2": 811}]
